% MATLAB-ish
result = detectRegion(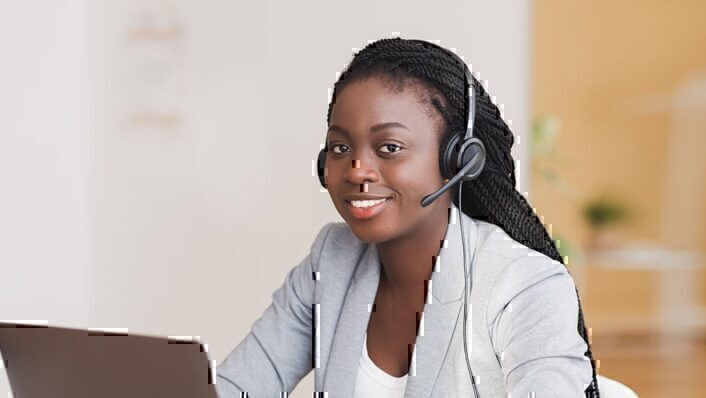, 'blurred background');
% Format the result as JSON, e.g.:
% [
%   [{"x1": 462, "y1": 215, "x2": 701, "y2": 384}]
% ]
[
  {"x1": 0, "y1": 1, "x2": 704, "y2": 397},
  {"x1": 531, "y1": 2, "x2": 706, "y2": 396}
]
